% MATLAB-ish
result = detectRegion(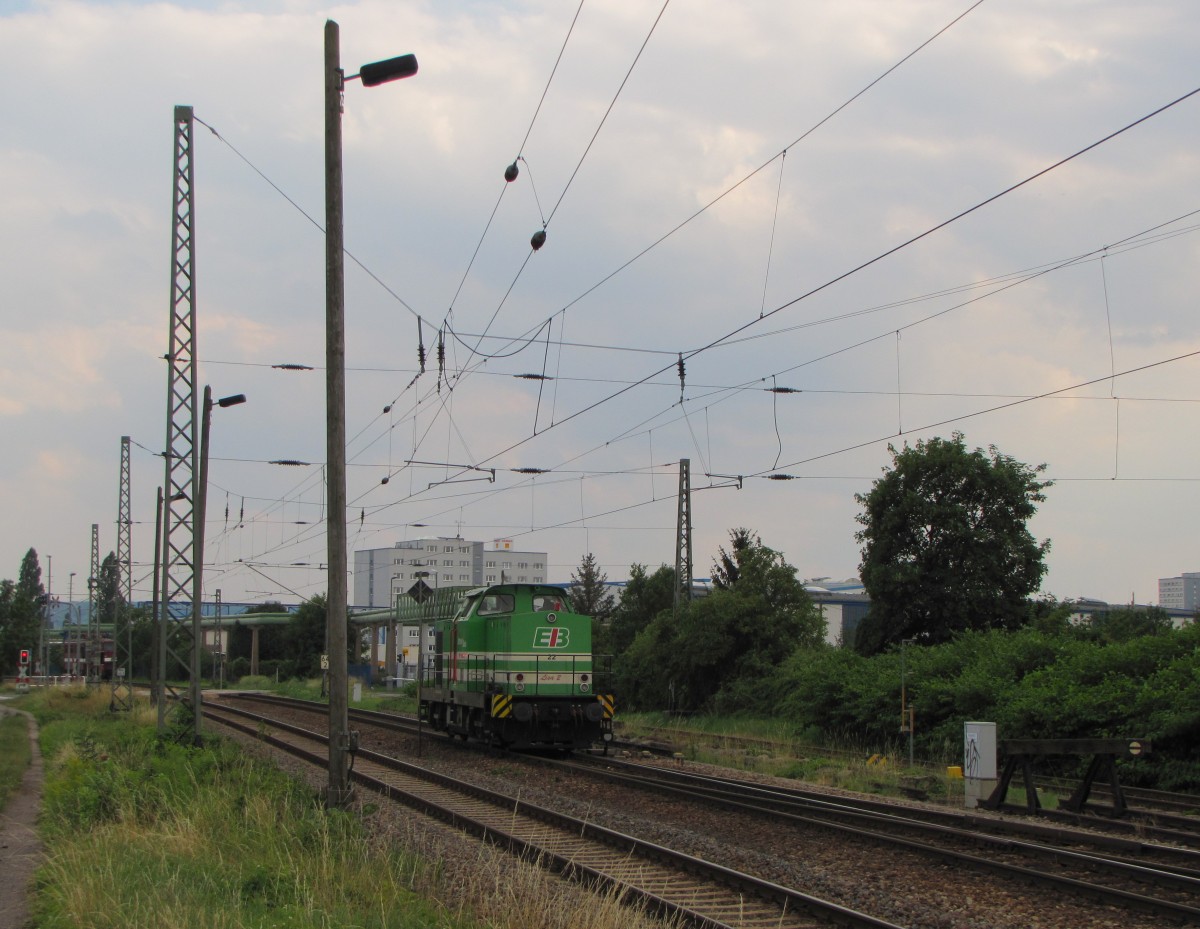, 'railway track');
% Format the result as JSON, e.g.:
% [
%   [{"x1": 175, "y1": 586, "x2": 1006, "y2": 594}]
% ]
[
  {"x1": 217, "y1": 693, "x2": 1200, "y2": 926},
  {"x1": 560, "y1": 754, "x2": 1200, "y2": 921},
  {"x1": 204, "y1": 699, "x2": 902, "y2": 929}
]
